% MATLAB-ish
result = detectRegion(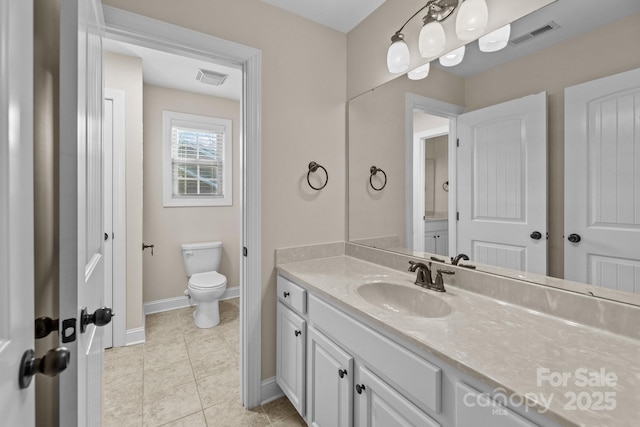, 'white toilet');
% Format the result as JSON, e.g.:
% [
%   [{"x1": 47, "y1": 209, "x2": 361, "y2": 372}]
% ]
[{"x1": 181, "y1": 241, "x2": 227, "y2": 328}]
